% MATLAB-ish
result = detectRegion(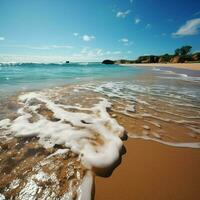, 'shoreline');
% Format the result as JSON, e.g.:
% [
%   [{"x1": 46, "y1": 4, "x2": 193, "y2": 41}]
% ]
[
  {"x1": 95, "y1": 138, "x2": 200, "y2": 200},
  {"x1": 0, "y1": 67, "x2": 200, "y2": 199},
  {"x1": 121, "y1": 63, "x2": 200, "y2": 71}
]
